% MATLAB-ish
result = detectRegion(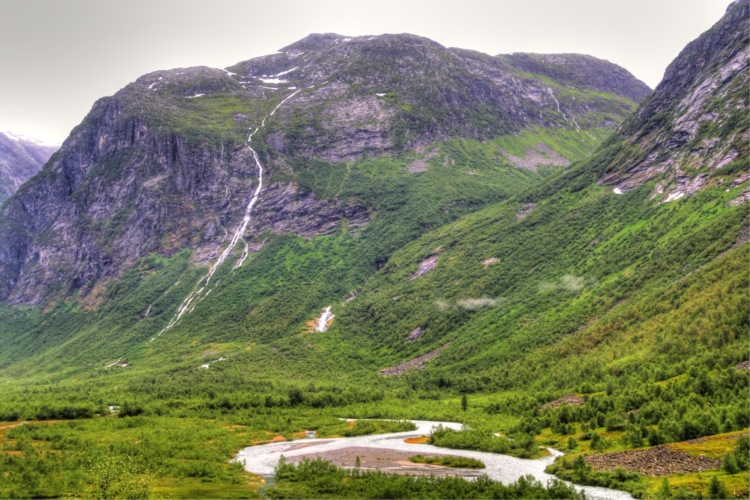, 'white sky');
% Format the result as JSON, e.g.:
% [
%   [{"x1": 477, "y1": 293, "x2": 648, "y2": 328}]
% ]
[{"x1": 0, "y1": 0, "x2": 731, "y2": 145}]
